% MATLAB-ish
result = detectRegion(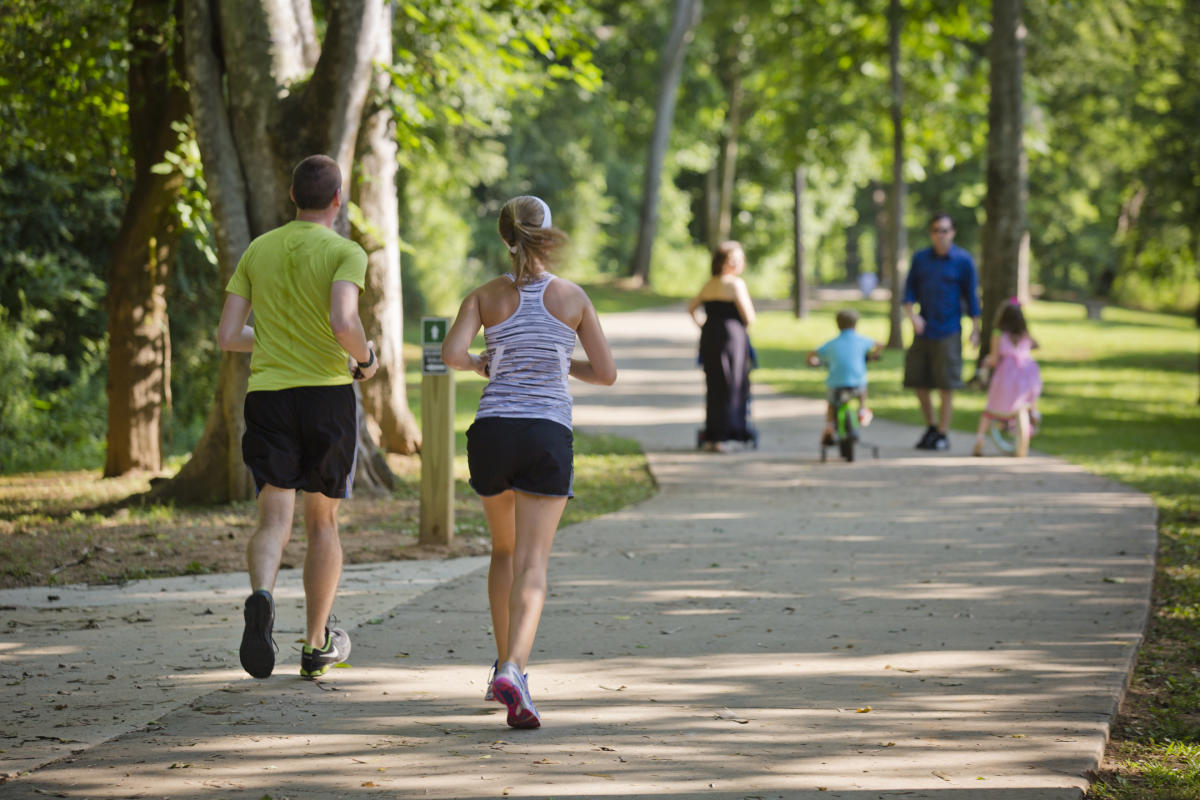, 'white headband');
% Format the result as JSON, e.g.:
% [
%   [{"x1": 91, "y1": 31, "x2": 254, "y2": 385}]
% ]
[
  {"x1": 531, "y1": 196, "x2": 552, "y2": 229},
  {"x1": 508, "y1": 196, "x2": 553, "y2": 253}
]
